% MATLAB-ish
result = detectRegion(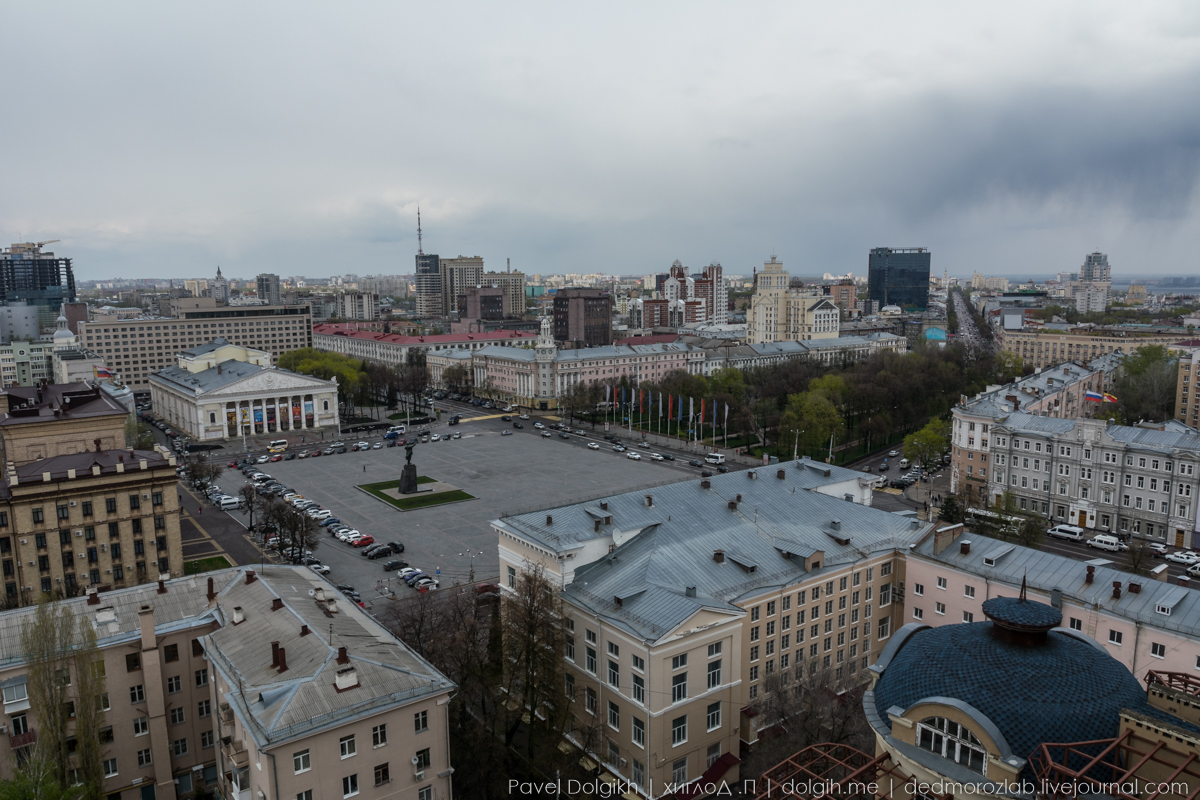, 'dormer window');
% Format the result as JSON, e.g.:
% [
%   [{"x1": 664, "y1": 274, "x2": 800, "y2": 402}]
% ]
[{"x1": 916, "y1": 717, "x2": 986, "y2": 774}]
